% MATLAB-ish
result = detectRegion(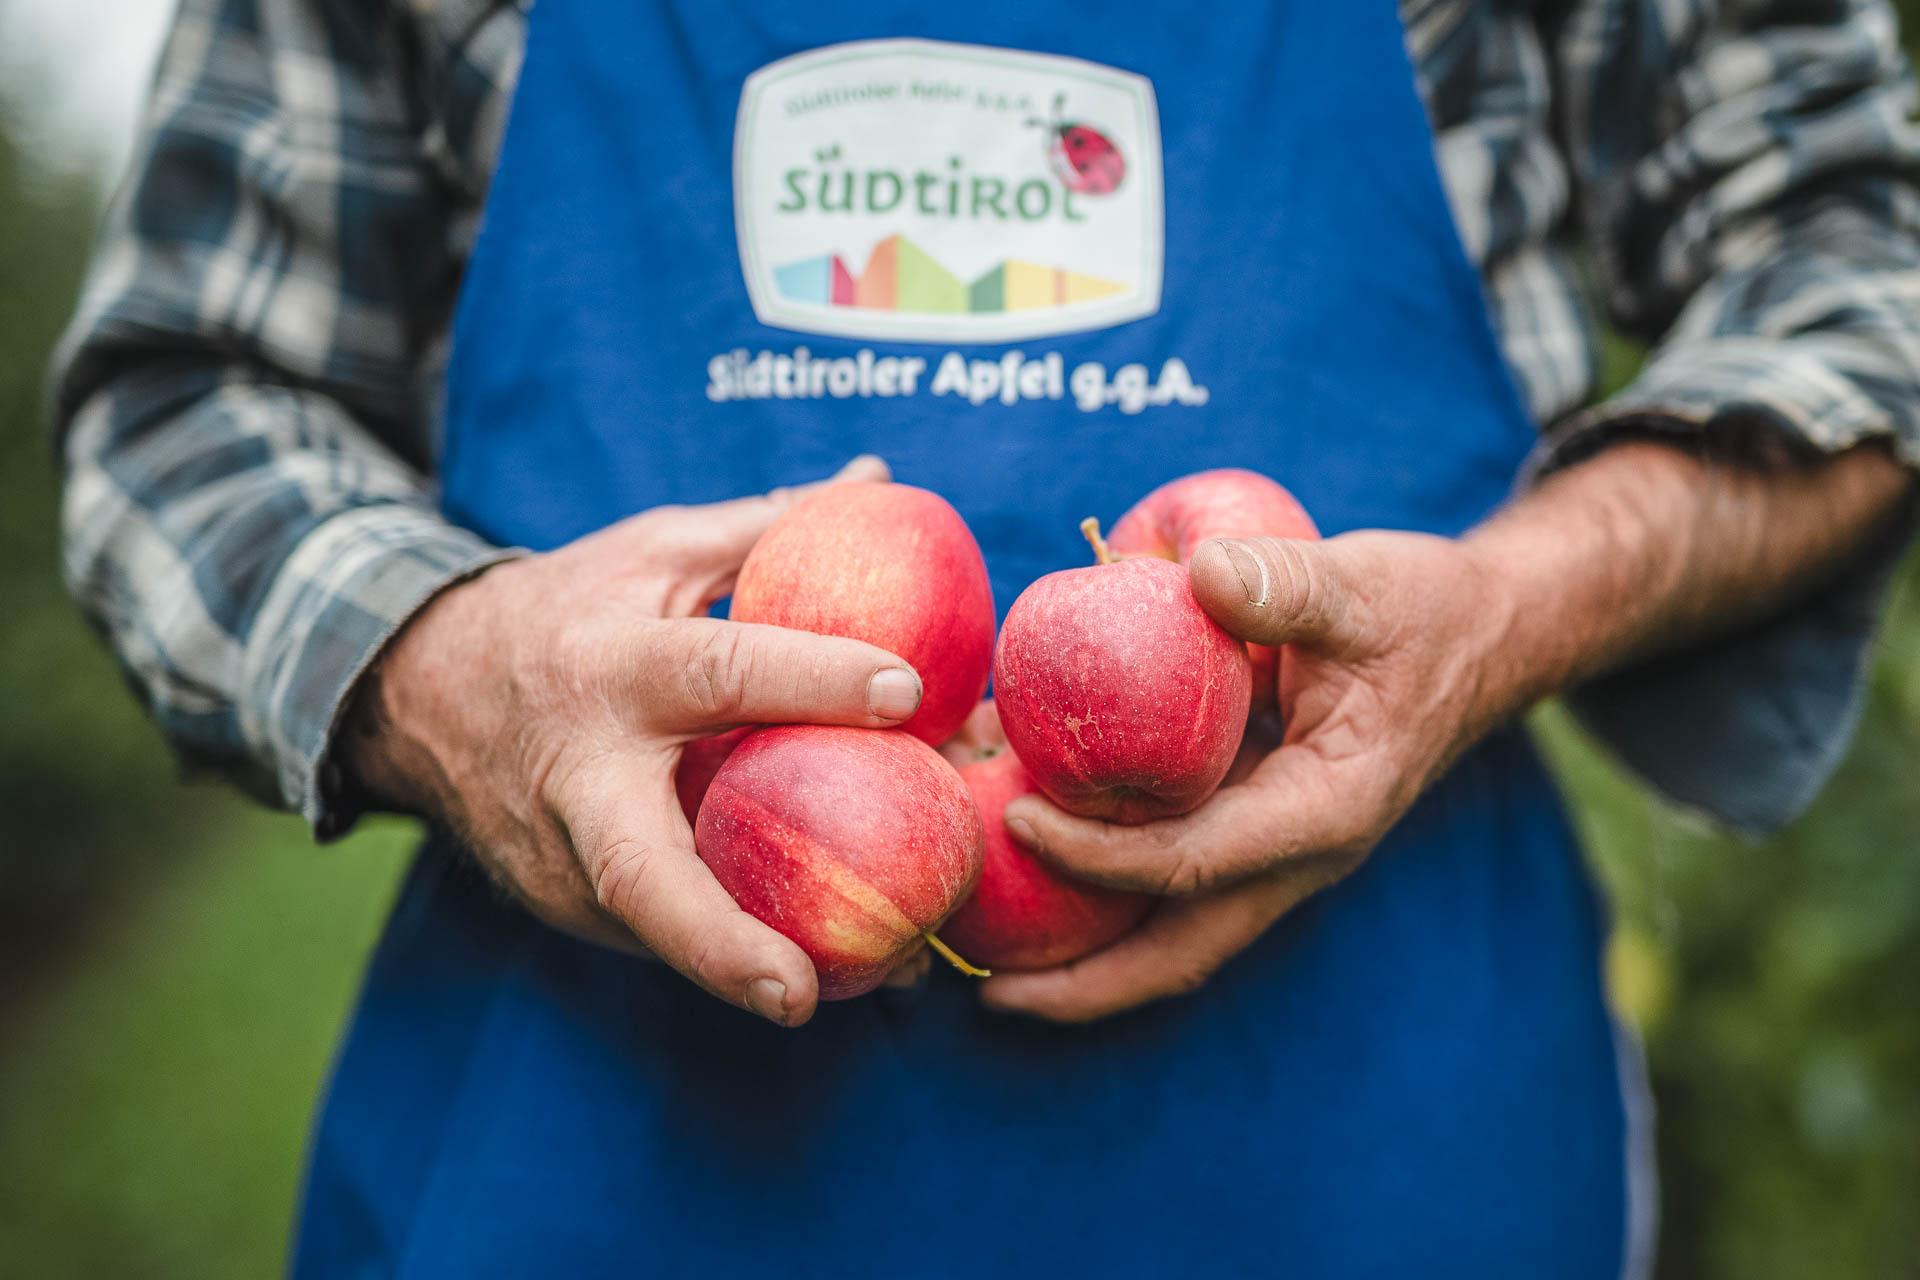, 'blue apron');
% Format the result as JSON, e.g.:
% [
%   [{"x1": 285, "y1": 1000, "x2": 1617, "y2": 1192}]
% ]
[{"x1": 294, "y1": 3, "x2": 1640, "y2": 1275}]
